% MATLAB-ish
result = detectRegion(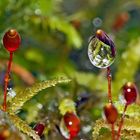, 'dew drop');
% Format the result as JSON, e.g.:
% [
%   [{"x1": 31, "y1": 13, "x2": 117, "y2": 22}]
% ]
[
  {"x1": 7, "y1": 88, "x2": 16, "y2": 98},
  {"x1": 88, "y1": 29, "x2": 116, "y2": 68}
]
